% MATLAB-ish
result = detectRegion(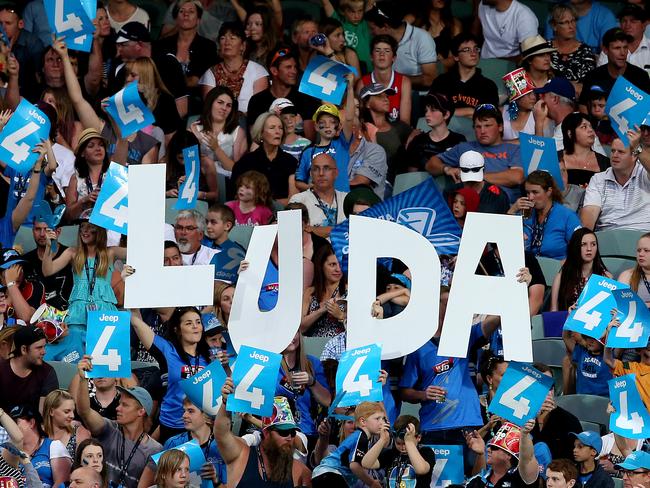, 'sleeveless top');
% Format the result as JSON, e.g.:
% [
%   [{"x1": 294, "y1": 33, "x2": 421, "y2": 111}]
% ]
[
  {"x1": 32, "y1": 438, "x2": 55, "y2": 488},
  {"x1": 66, "y1": 257, "x2": 118, "y2": 327},
  {"x1": 361, "y1": 70, "x2": 404, "y2": 122},
  {"x1": 237, "y1": 446, "x2": 293, "y2": 488},
  {"x1": 195, "y1": 123, "x2": 240, "y2": 177},
  {"x1": 305, "y1": 286, "x2": 345, "y2": 338}
]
